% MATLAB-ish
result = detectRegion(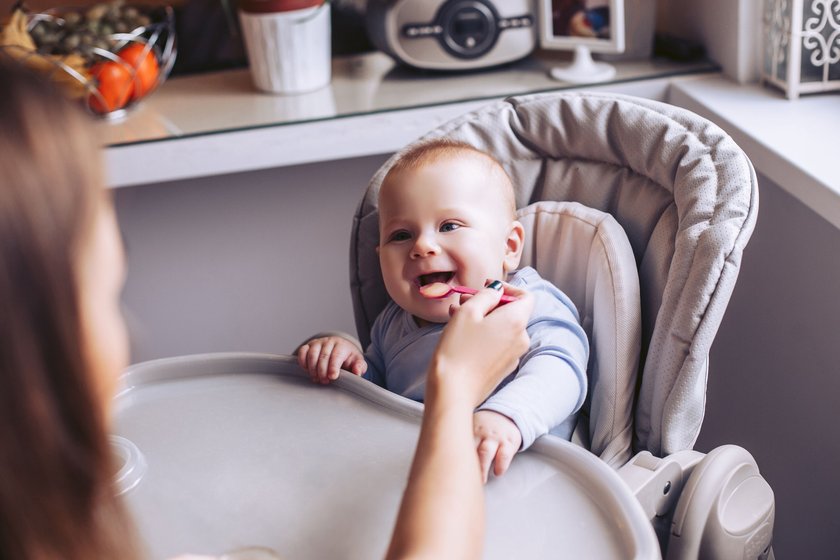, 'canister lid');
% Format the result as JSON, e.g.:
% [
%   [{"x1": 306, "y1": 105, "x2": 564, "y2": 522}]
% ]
[{"x1": 238, "y1": 0, "x2": 324, "y2": 14}]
